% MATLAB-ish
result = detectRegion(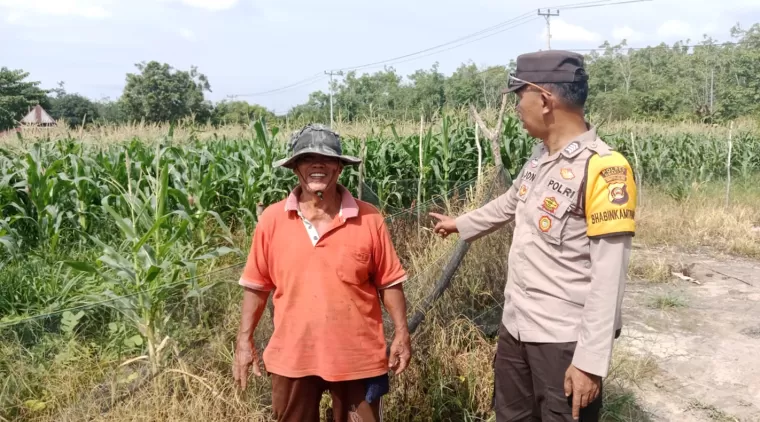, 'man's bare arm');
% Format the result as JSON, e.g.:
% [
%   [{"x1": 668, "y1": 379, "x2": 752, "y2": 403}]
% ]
[
  {"x1": 233, "y1": 287, "x2": 270, "y2": 389},
  {"x1": 379, "y1": 284, "x2": 411, "y2": 375}
]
